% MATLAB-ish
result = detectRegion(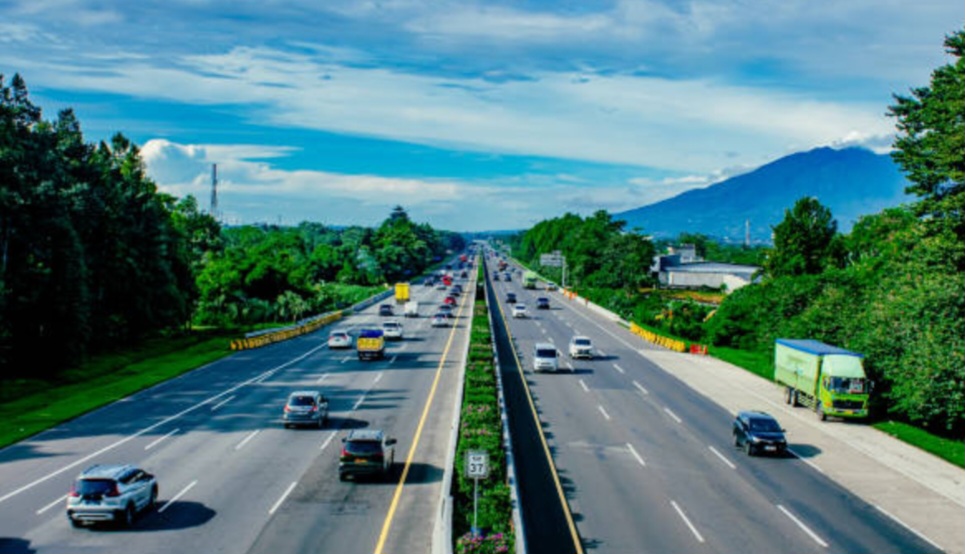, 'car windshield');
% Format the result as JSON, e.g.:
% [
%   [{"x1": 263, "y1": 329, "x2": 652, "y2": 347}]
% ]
[
  {"x1": 536, "y1": 348, "x2": 556, "y2": 358},
  {"x1": 345, "y1": 440, "x2": 382, "y2": 455},
  {"x1": 749, "y1": 418, "x2": 781, "y2": 432},
  {"x1": 574, "y1": 339, "x2": 591, "y2": 346},
  {"x1": 289, "y1": 396, "x2": 315, "y2": 406}
]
